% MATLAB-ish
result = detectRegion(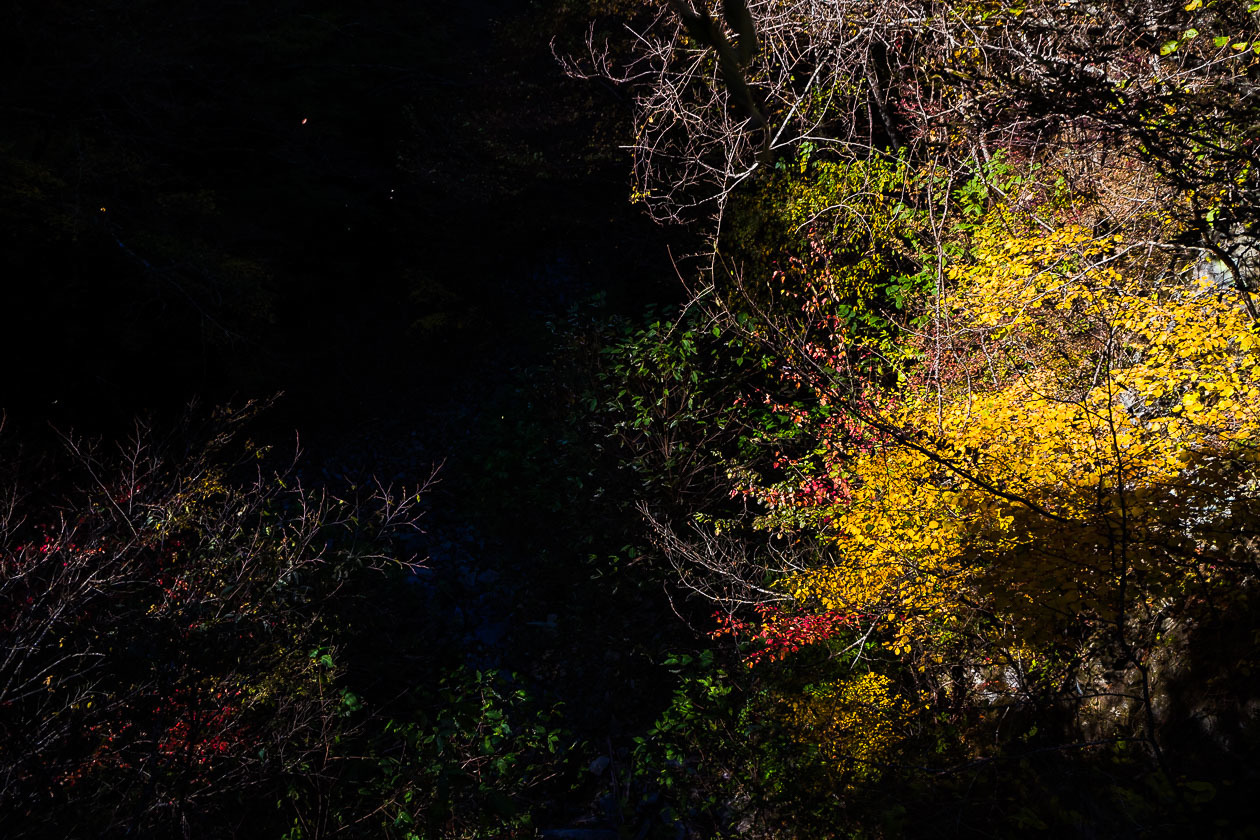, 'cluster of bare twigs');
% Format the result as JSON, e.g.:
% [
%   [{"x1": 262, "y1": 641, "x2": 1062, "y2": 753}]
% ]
[
  {"x1": 563, "y1": 0, "x2": 1260, "y2": 270},
  {"x1": 0, "y1": 405, "x2": 432, "y2": 837}
]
